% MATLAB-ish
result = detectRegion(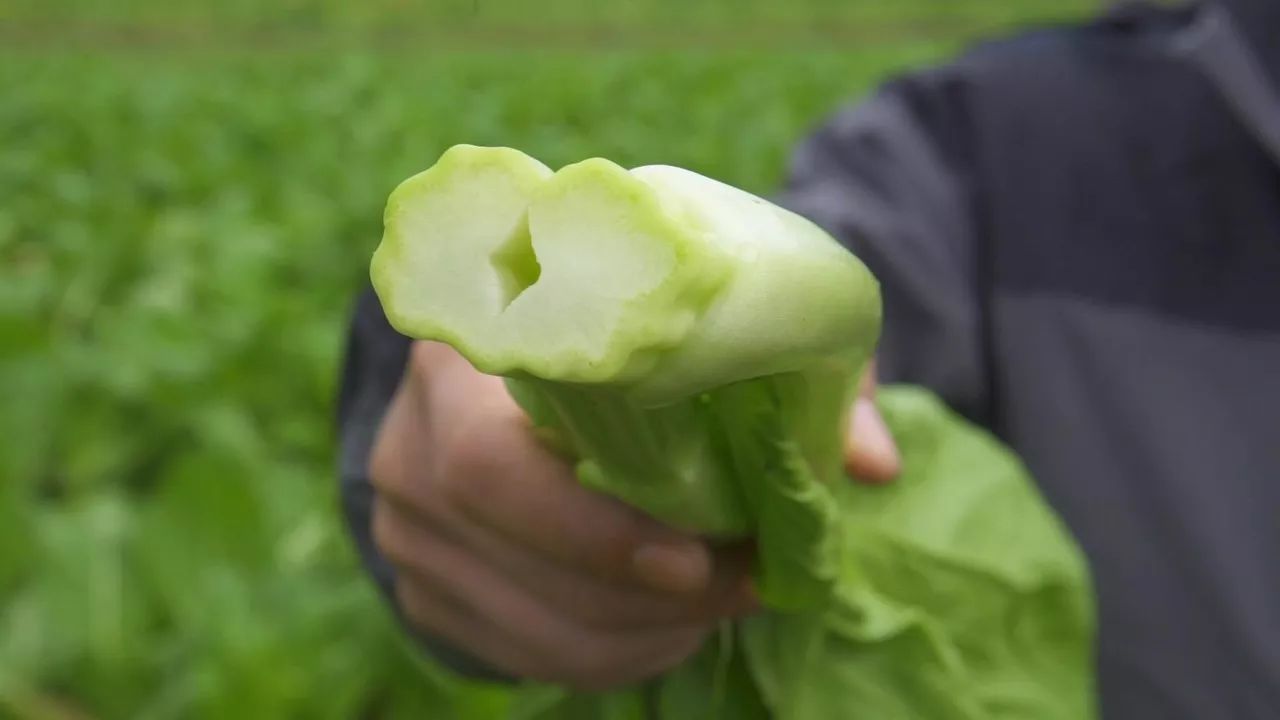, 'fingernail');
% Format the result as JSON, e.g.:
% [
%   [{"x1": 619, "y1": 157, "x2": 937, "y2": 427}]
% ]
[
  {"x1": 850, "y1": 399, "x2": 901, "y2": 473},
  {"x1": 632, "y1": 541, "x2": 710, "y2": 595}
]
